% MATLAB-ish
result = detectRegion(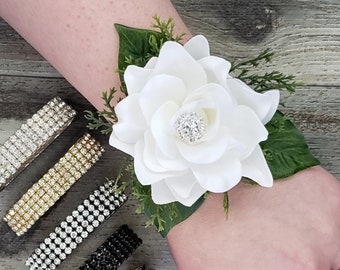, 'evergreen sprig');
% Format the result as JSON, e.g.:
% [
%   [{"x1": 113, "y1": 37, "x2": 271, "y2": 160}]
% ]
[
  {"x1": 231, "y1": 49, "x2": 302, "y2": 93},
  {"x1": 84, "y1": 87, "x2": 117, "y2": 134},
  {"x1": 146, "y1": 15, "x2": 185, "y2": 59}
]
